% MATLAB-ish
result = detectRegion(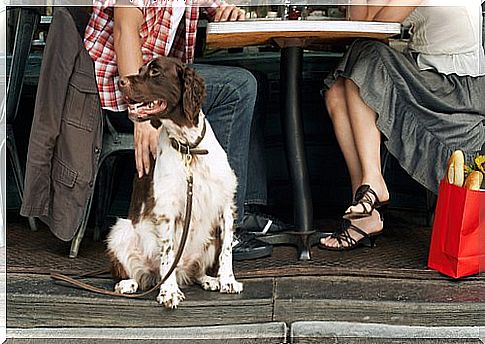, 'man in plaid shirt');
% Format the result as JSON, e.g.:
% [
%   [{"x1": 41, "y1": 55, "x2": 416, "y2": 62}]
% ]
[{"x1": 84, "y1": 0, "x2": 274, "y2": 260}]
